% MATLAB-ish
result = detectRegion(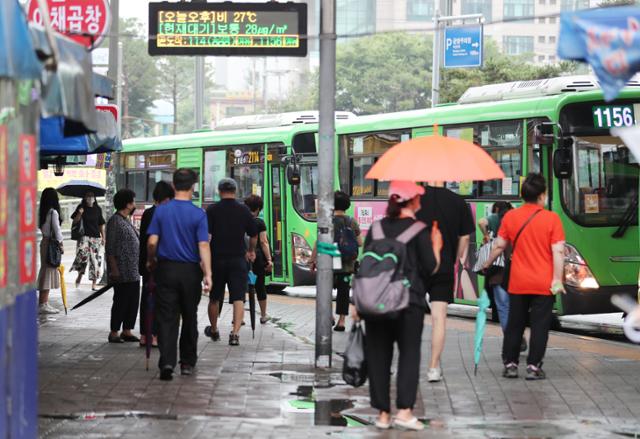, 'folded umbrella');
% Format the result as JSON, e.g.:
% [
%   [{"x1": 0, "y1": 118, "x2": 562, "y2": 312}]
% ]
[
  {"x1": 58, "y1": 264, "x2": 68, "y2": 315},
  {"x1": 144, "y1": 275, "x2": 157, "y2": 371},
  {"x1": 248, "y1": 270, "x2": 257, "y2": 339},
  {"x1": 57, "y1": 180, "x2": 106, "y2": 198},
  {"x1": 71, "y1": 284, "x2": 113, "y2": 310},
  {"x1": 474, "y1": 290, "x2": 491, "y2": 376},
  {"x1": 366, "y1": 130, "x2": 505, "y2": 182}
]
